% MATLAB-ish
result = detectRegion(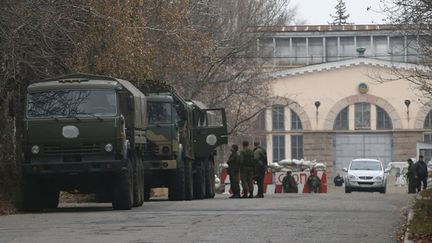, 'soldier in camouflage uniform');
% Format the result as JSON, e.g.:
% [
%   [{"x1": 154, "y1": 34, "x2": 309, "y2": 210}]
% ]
[
  {"x1": 227, "y1": 144, "x2": 241, "y2": 198},
  {"x1": 253, "y1": 141, "x2": 268, "y2": 198},
  {"x1": 240, "y1": 141, "x2": 256, "y2": 198}
]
